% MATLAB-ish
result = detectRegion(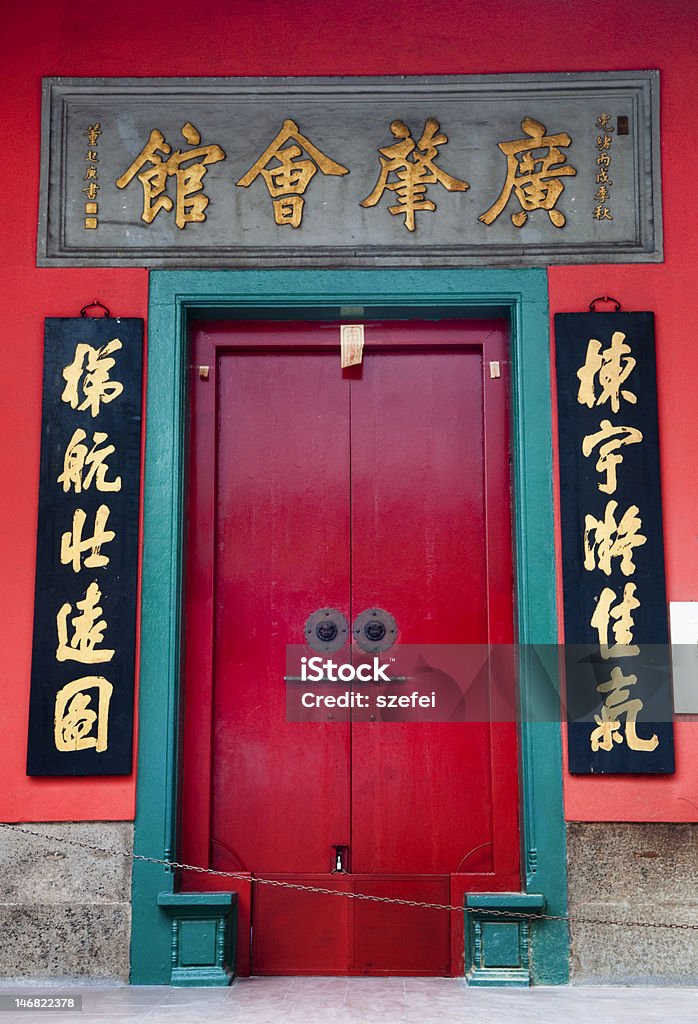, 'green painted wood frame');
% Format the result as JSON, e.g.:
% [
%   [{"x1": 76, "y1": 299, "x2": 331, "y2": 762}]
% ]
[{"x1": 131, "y1": 268, "x2": 569, "y2": 985}]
